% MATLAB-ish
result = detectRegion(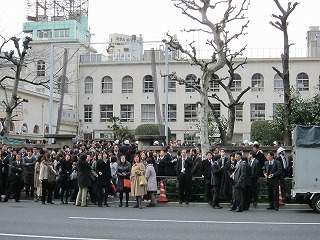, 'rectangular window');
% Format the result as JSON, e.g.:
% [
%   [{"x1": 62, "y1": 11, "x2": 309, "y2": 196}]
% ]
[
  {"x1": 164, "y1": 77, "x2": 176, "y2": 92},
  {"x1": 141, "y1": 104, "x2": 155, "y2": 122},
  {"x1": 122, "y1": 80, "x2": 133, "y2": 93},
  {"x1": 231, "y1": 79, "x2": 241, "y2": 92},
  {"x1": 212, "y1": 104, "x2": 220, "y2": 117},
  {"x1": 297, "y1": 79, "x2": 309, "y2": 91},
  {"x1": 84, "y1": 105, "x2": 93, "y2": 123},
  {"x1": 250, "y1": 103, "x2": 265, "y2": 122},
  {"x1": 210, "y1": 81, "x2": 220, "y2": 92},
  {"x1": 120, "y1": 104, "x2": 134, "y2": 122},
  {"x1": 235, "y1": 105, "x2": 243, "y2": 122},
  {"x1": 37, "y1": 30, "x2": 52, "y2": 39},
  {"x1": 184, "y1": 132, "x2": 196, "y2": 145},
  {"x1": 184, "y1": 104, "x2": 197, "y2": 122},
  {"x1": 85, "y1": 81, "x2": 93, "y2": 94},
  {"x1": 162, "y1": 104, "x2": 177, "y2": 122},
  {"x1": 54, "y1": 29, "x2": 70, "y2": 38},
  {"x1": 100, "y1": 105, "x2": 113, "y2": 122}
]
